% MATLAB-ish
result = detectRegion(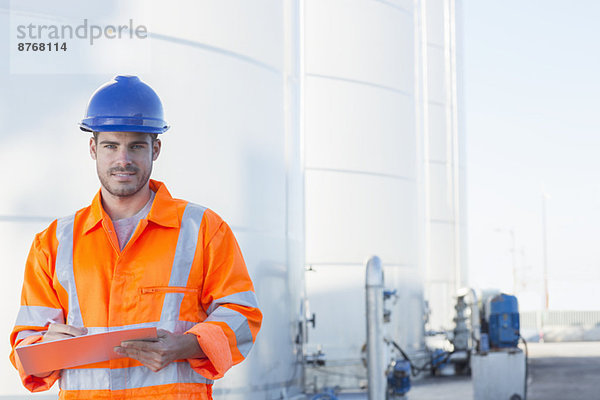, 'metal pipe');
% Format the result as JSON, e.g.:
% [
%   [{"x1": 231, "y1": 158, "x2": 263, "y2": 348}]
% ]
[
  {"x1": 366, "y1": 256, "x2": 385, "y2": 400},
  {"x1": 457, "y1": 287, "x2": 480, "y2": 353},
  {"x1": 468, "y1": 288, "x2": 481, "y2": 352},
  {"x1": 542, "y1": 193, "x2": 549, "y2": 310}
]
